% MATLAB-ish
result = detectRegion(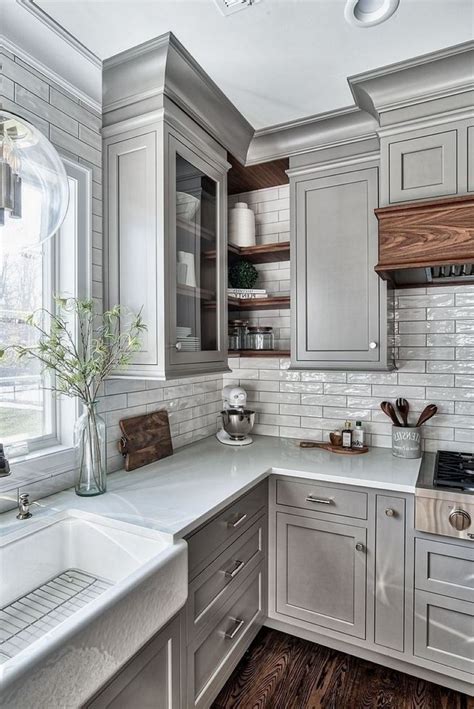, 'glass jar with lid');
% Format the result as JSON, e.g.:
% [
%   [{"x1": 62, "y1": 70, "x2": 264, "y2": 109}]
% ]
[
  {"x1": 229, "y1": 319, "x2": 249, "y2": 350},
  {"x1": 245, "y1": 326, "x2": 274, "y2": 351}
]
